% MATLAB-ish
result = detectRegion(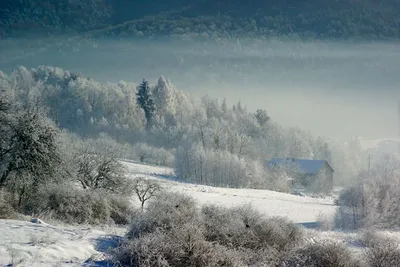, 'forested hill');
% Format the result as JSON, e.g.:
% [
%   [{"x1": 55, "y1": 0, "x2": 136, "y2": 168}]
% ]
[
  {"x1": 1, "y1": 0, "x2": 399, "y2": 40},
  {"x1": 0, "y1": 65, "x2": 364, "y2": 187}
]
